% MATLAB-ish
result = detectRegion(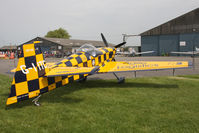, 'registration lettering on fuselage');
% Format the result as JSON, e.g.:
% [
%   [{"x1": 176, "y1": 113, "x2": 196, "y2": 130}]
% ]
[{"x1": 20, "y1": 60, "x2": 46, "y2": 74}]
